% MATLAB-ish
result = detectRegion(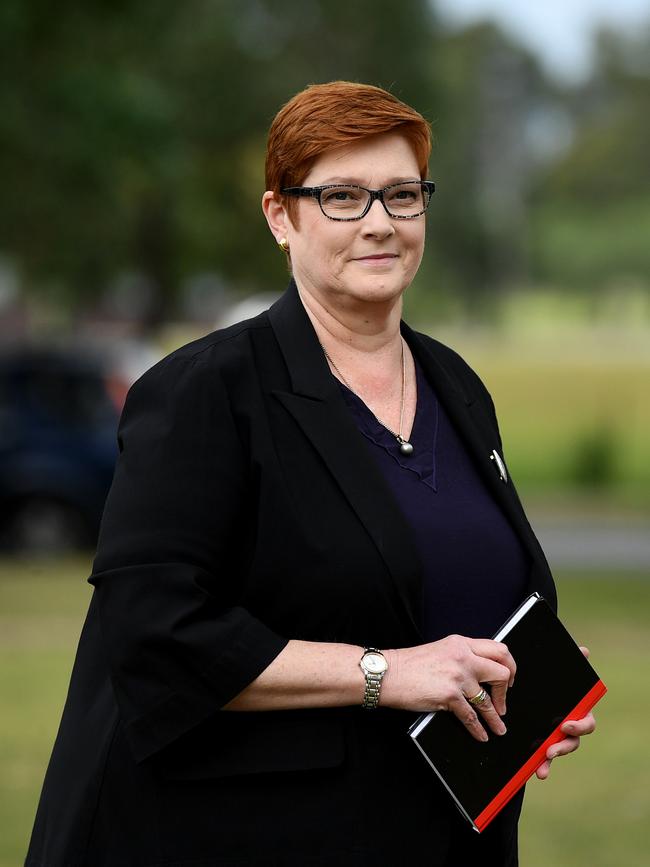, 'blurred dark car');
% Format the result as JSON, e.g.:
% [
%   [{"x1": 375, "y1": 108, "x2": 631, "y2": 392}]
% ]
[{"x1": 0, "y1": 344, "x2": 142, "y2": 552}]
